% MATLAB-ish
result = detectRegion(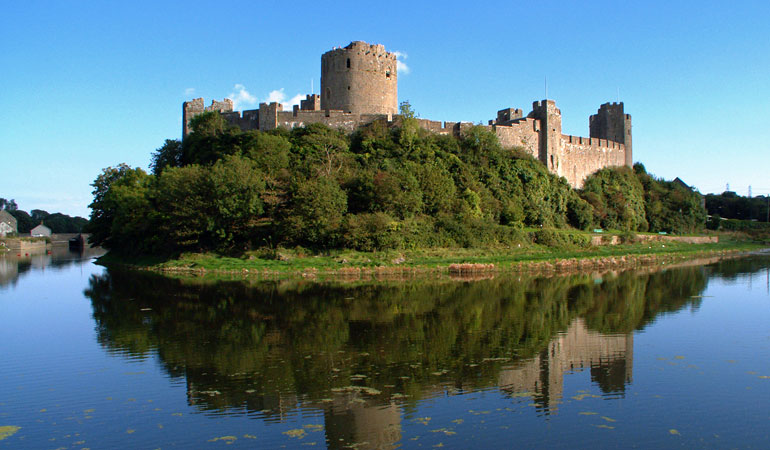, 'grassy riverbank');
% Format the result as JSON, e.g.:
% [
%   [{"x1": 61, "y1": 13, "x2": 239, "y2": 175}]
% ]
[{"x1": 97, "y1": 231, "x2": 768, "y2": 279}]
